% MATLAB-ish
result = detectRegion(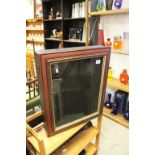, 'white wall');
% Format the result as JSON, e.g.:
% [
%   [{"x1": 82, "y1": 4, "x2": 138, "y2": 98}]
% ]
[
  {"x1": 100, "y1": 14, "x2": 129, "y2": 78},
  {"x1": 26, "y1": 0, "x2": 34, "y2": 19}
]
